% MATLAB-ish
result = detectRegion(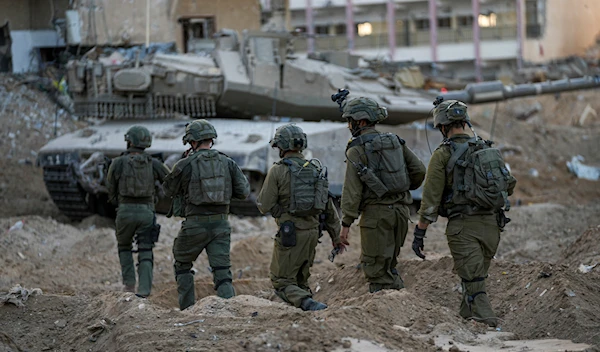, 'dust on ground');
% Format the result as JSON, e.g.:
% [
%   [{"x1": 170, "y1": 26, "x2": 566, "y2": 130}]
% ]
[{"x1": 1, "y1": 75, "x2": 600, "y2": 351}]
